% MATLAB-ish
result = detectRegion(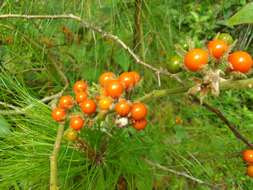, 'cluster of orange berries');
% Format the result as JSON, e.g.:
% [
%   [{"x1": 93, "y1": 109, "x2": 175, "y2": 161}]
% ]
[
  {"x1": 242, "y1": 149, "x2": 253, "y2": 178},
  {"x1": 184, "y1": 39, "x2": 252, "y2": 73},
  {"x1": 51, "y1": 71, "x2": 148, "y2": 138}
]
